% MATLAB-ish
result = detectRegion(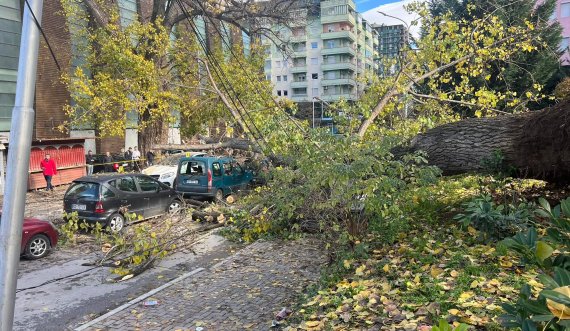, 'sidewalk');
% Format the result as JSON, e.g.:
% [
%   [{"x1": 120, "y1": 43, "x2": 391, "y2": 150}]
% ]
[{"x1": 79, "y1": 237, "x2": 326, "y2": 331}]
